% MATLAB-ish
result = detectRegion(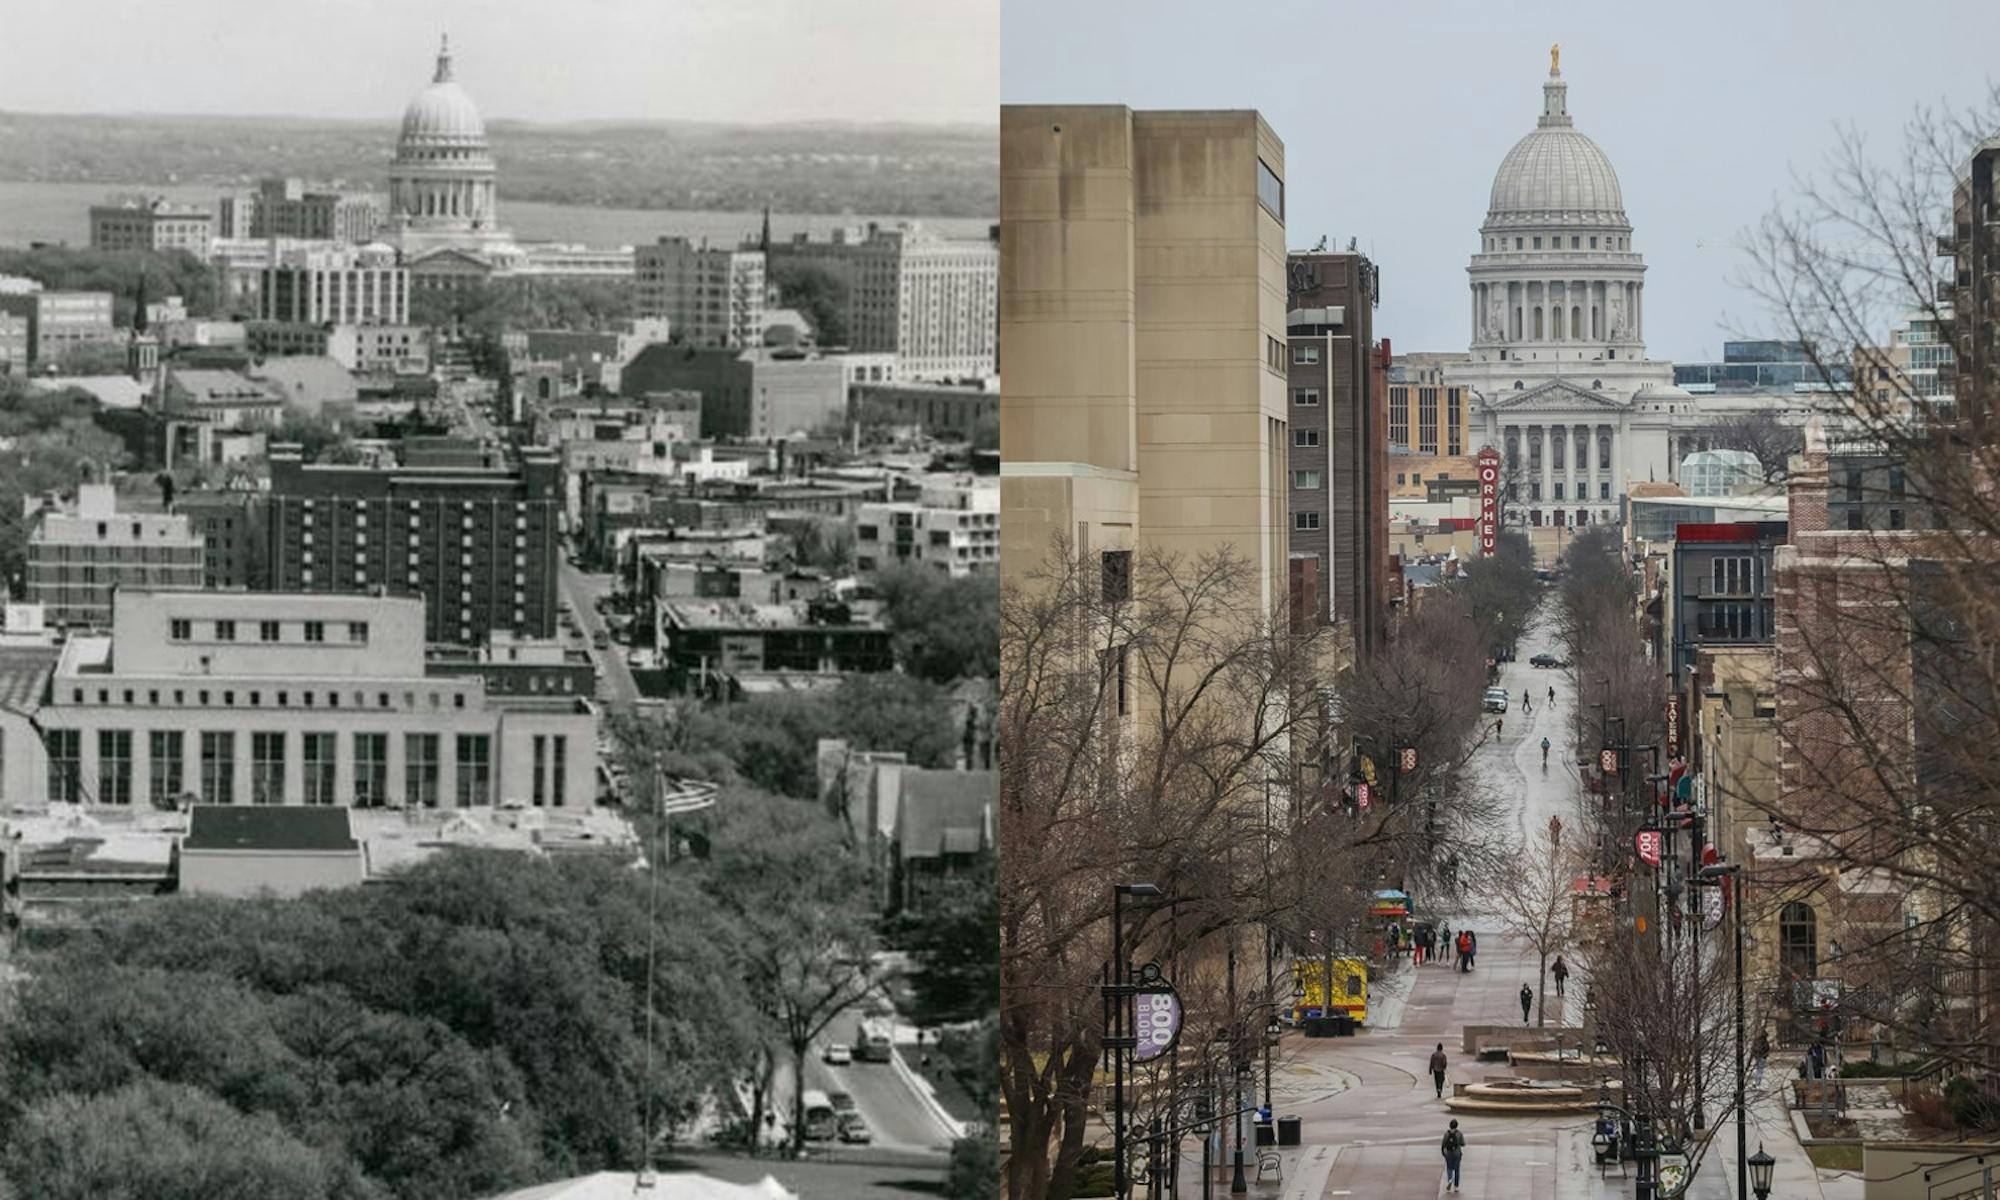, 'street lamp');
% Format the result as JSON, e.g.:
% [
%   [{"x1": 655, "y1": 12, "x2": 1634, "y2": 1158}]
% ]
[
  {"x1": 1109, "y1": 883, "x2": 1161, "y2": 1200},
  {"x1": 1748, "y1": 1144, "x2": 1775, "y2": 1200},
  {"x1": 1701, "y1": 861, "x2": 1747, "y2": 1200}
]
